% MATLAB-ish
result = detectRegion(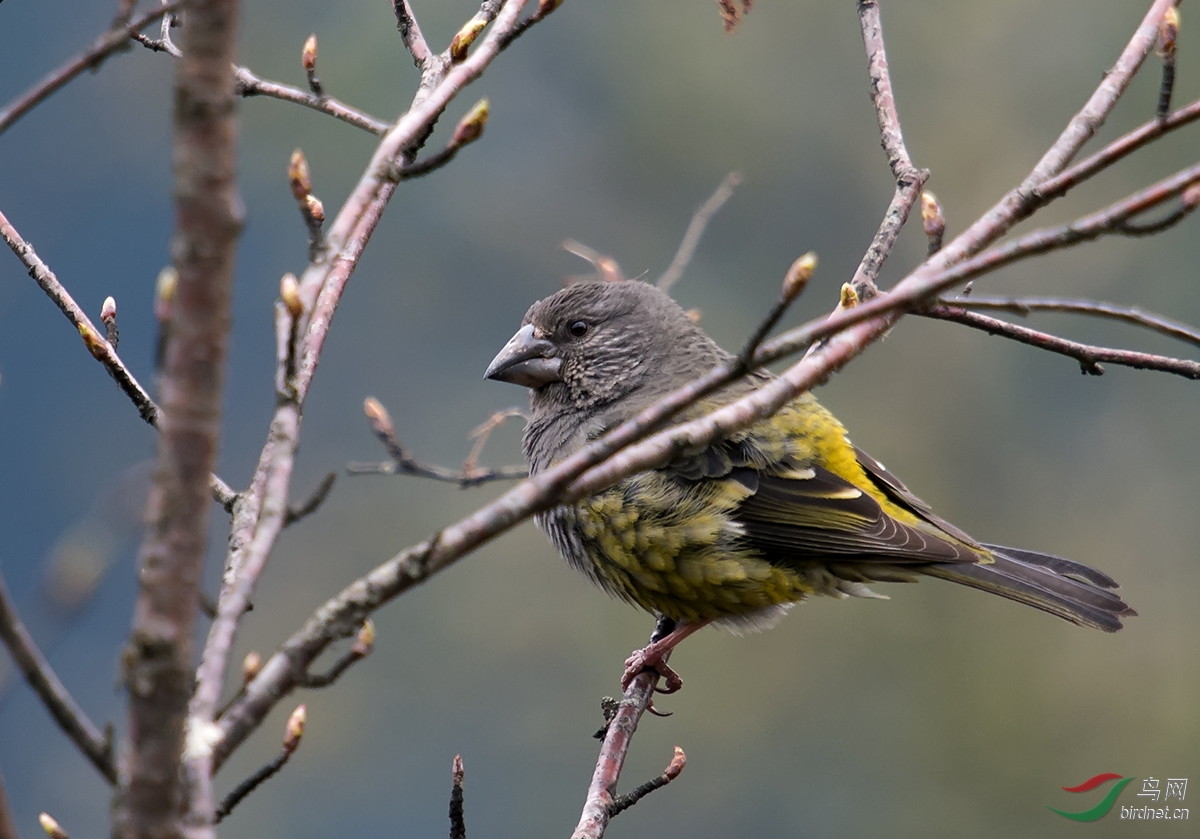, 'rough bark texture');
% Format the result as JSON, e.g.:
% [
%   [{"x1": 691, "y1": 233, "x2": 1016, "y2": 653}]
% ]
[{"x1": 114, "y1": 1, "x2": 241, "y2": 838}]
